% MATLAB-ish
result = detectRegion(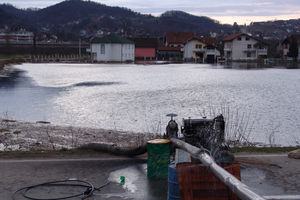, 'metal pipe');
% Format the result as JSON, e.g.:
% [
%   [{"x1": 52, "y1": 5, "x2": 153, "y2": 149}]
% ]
[{"x1": 170, "y1": 138, "x2": 266, "y2": 200}]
